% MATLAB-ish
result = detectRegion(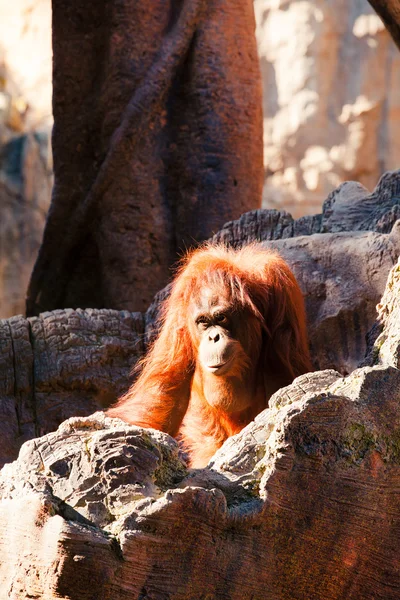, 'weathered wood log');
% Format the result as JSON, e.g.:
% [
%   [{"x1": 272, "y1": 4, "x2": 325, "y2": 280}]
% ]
[
  {"x1": 212, "y1": 170, "x2": 400, "y2": 246},
  {"x1": 1, "y1": 255, "x2": 400, "y2": 599},
  {"x1": 0, "y1": 309, "x2": 143, "y2": 467}
]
